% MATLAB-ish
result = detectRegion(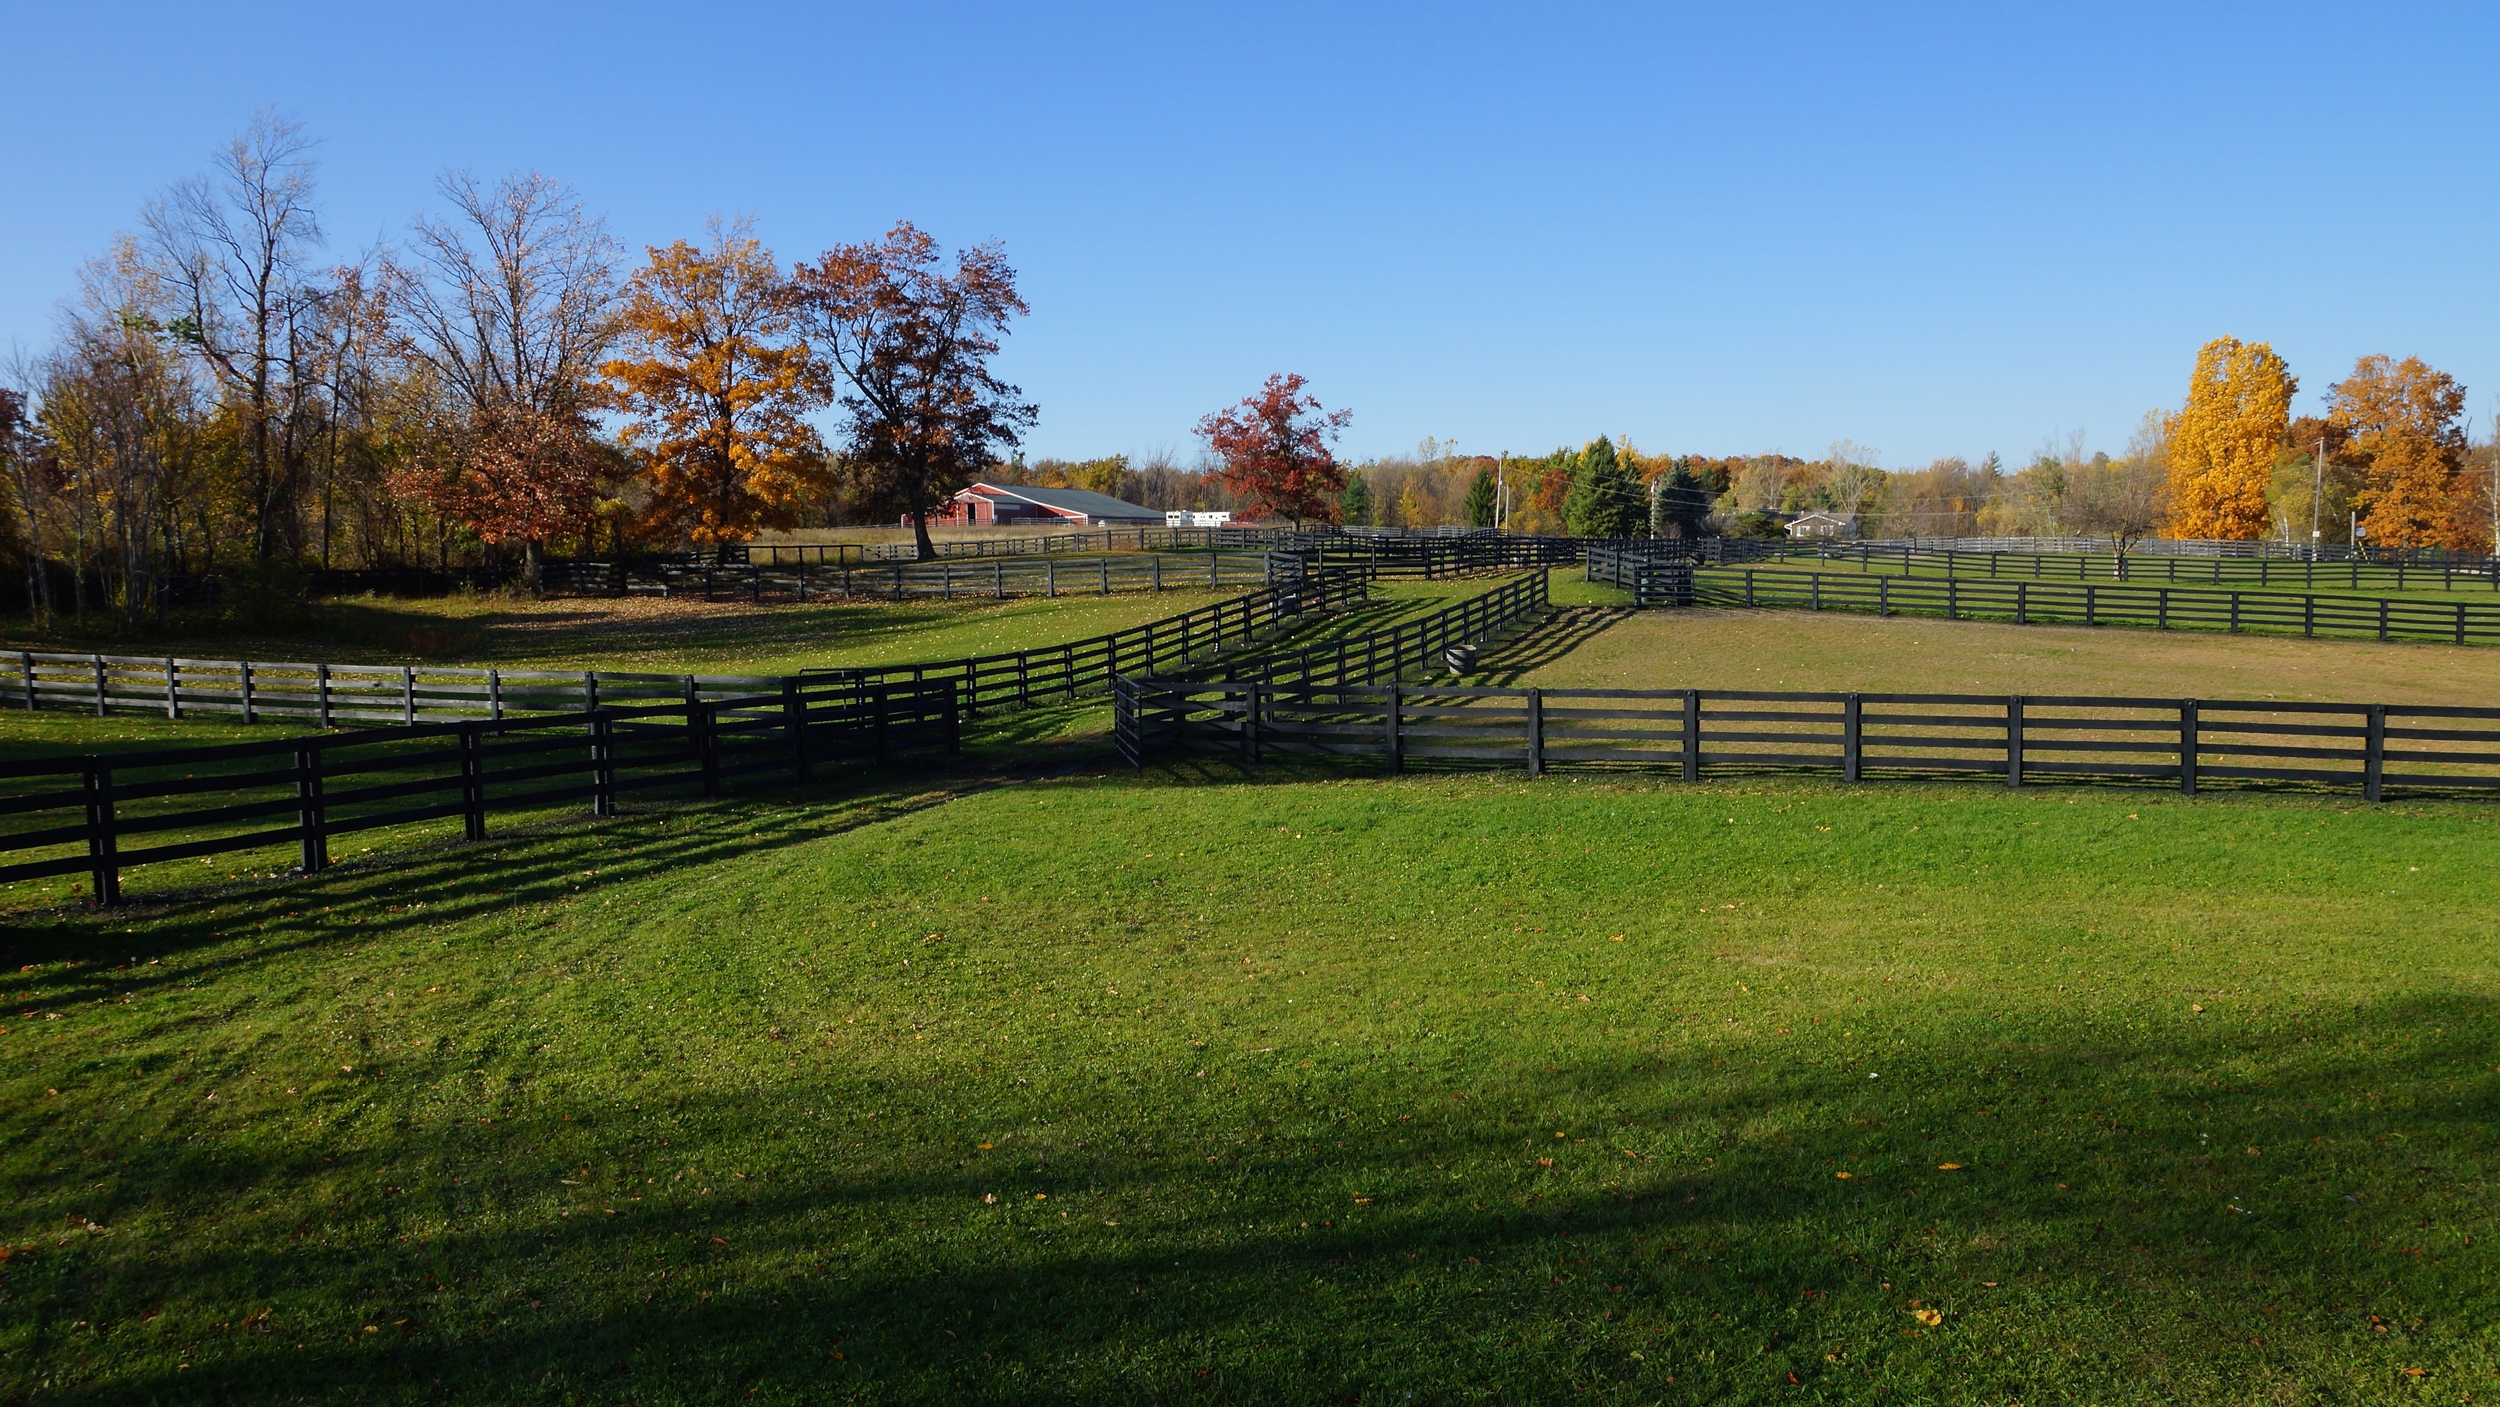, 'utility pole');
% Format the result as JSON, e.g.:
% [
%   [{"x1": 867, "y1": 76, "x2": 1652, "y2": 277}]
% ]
[{"x1": 2310, "y1": 437, "x2": 2324, "y2": 557}]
